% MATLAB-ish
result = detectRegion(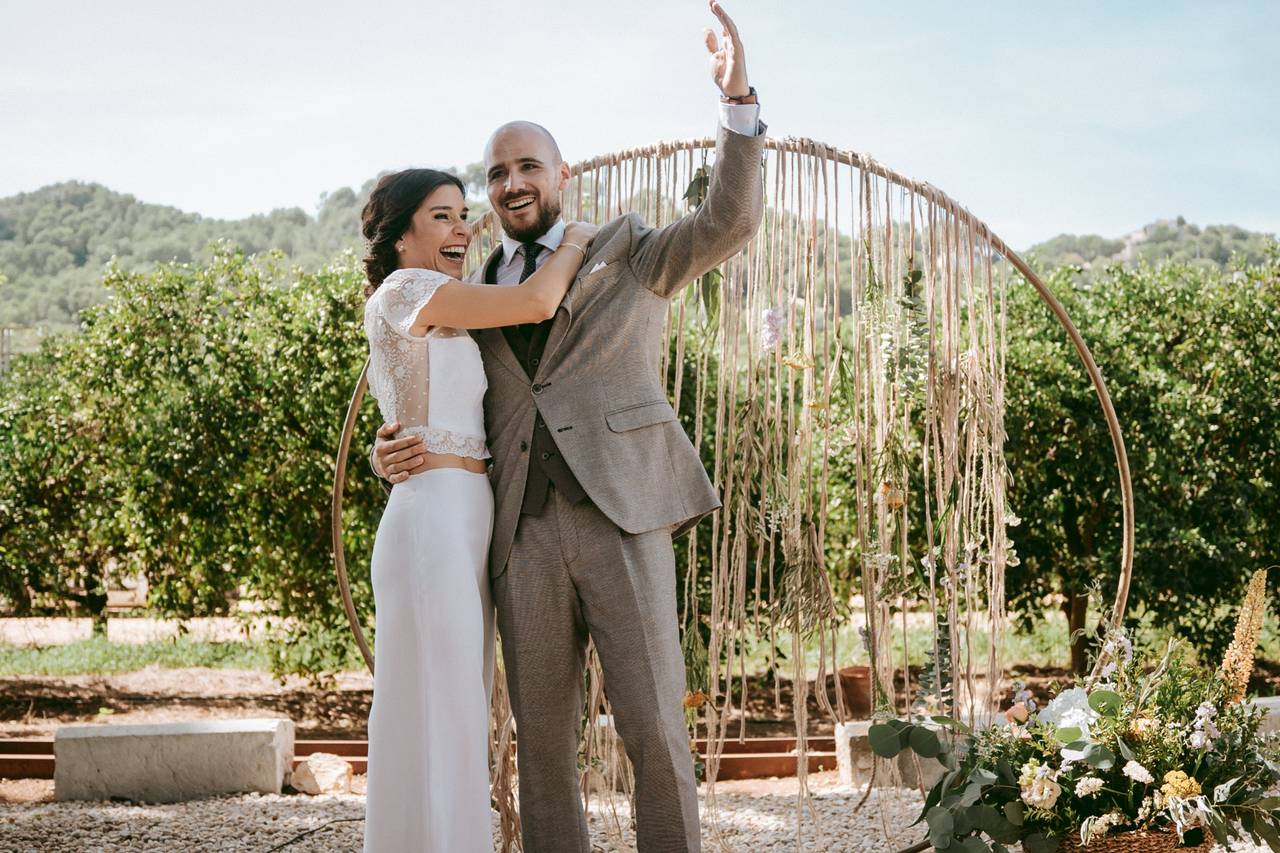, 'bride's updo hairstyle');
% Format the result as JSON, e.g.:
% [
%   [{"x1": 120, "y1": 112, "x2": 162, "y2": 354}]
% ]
[{"x1": 361, "y1": 168, "x2": 467, "y2": 296}]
